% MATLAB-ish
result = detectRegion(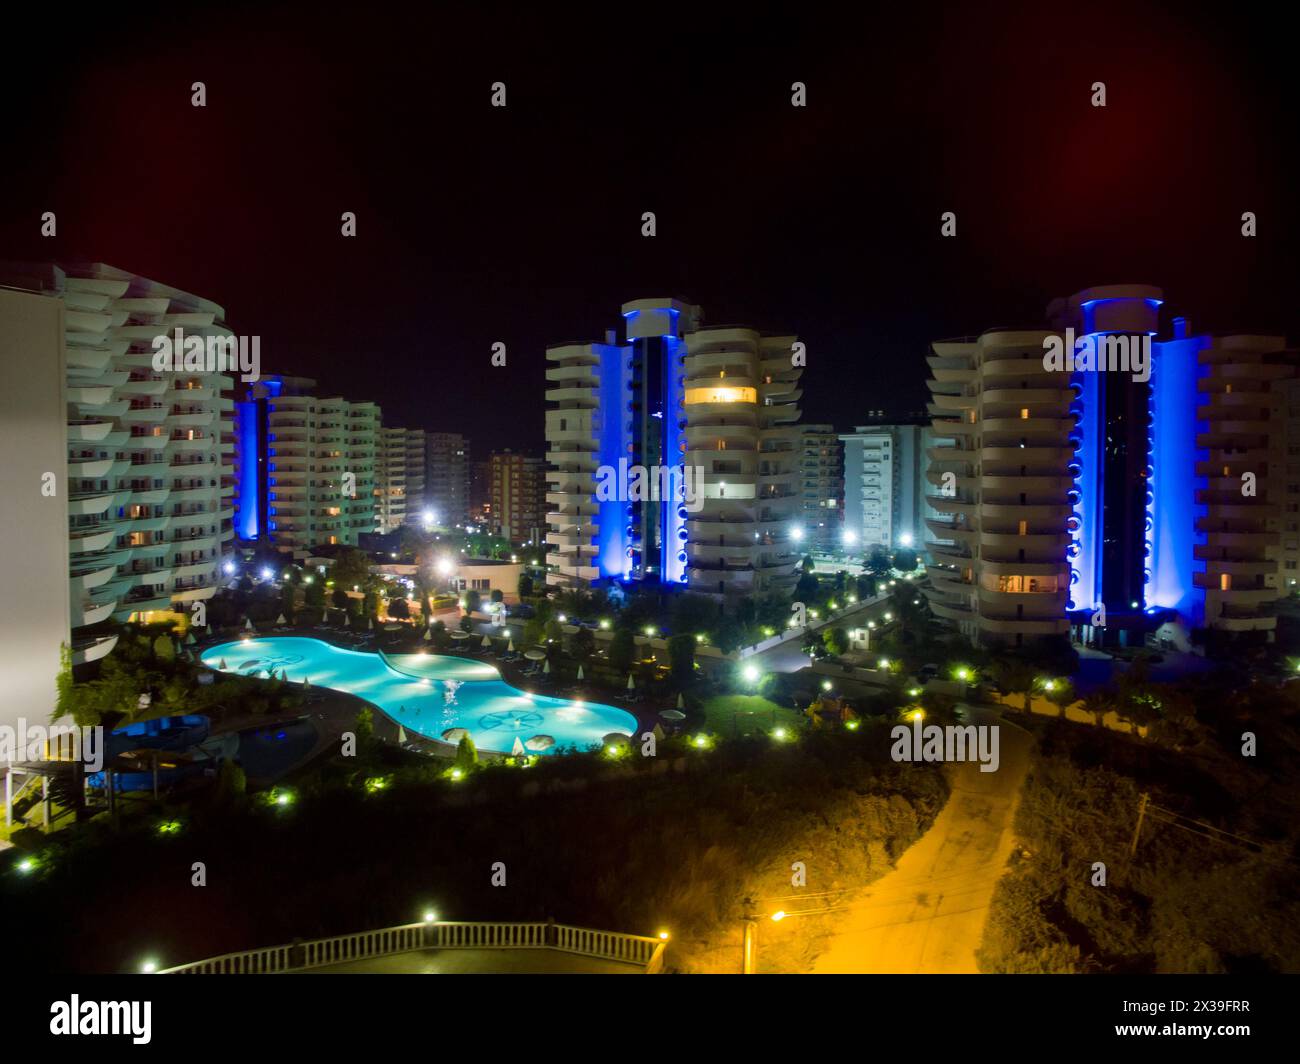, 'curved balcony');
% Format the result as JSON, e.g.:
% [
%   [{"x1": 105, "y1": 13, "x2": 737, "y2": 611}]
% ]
[{"x1": 71, "y1": 634, "x2": 119, "y2": 666}]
